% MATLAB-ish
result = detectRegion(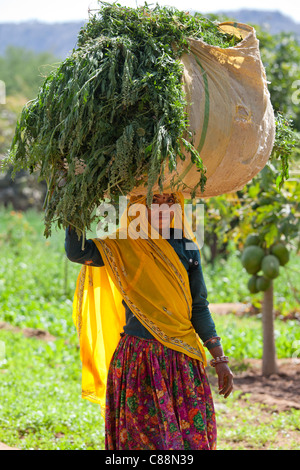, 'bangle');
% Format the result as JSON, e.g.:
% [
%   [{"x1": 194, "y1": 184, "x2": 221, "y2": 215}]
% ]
[
  {"x1": 203, "y1": 336, "x2": 221, "y2": 348},
  {"x1": 210, "y1": 356, "x2": 229, "y2": 367}
]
